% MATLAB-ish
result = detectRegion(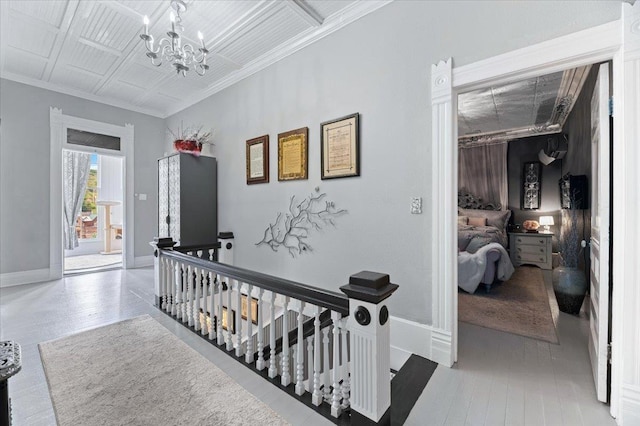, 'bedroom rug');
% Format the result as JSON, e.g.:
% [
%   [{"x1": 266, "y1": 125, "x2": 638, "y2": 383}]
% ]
[
  {"x1": 39, "y1": 315, "x2": 289, "y2": 426},
  {"x1": 458, "y1": 266, "x2": 558, "y2": 344}
]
